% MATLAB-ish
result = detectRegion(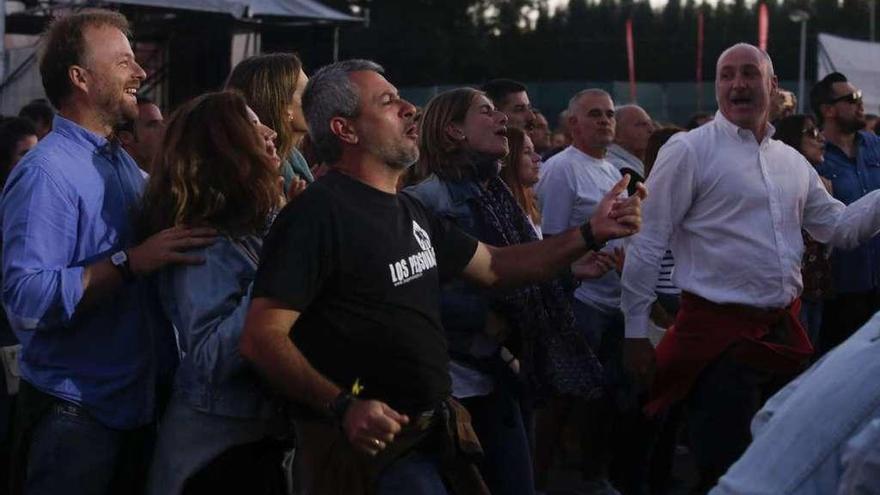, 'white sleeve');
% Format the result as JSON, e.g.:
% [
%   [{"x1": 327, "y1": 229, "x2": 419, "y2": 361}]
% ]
[
  {"x1": 536, "y1": 159, "x2": 576, "y2": 236},
  {"x1": 802, "y1": 164, "x2": 880, "y2": 249},
  {"x1": 621, "y1": 137, "x2": 696, "y2": 339}
]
